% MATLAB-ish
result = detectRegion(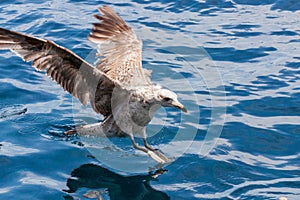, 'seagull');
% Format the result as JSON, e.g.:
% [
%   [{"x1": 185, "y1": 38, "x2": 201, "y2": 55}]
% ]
[{"x1": 0, "y1": 6, "x2": 187, "y2": 163}]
